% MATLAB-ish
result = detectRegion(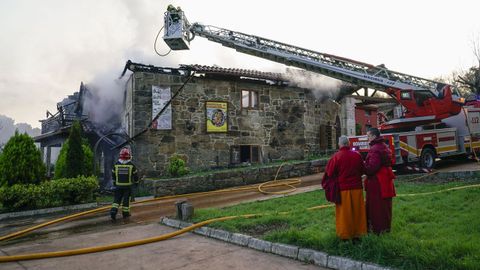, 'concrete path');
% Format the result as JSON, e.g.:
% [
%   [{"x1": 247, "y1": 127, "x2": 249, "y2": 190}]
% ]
[{"x1": 0, "y1": 222, "x2": 327, "y2": 270}]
